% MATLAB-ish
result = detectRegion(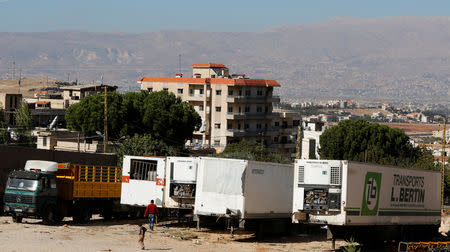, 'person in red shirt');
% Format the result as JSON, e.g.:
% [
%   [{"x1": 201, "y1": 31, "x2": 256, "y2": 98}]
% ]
[{"x1": 144, "y1": 200, "x2": 158, "y2": 231}]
